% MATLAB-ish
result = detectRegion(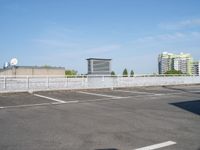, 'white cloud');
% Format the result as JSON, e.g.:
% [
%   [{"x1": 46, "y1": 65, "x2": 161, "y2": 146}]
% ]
[{"x1": 159, "y1": 18, "x2": 200, "y2": 30}]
